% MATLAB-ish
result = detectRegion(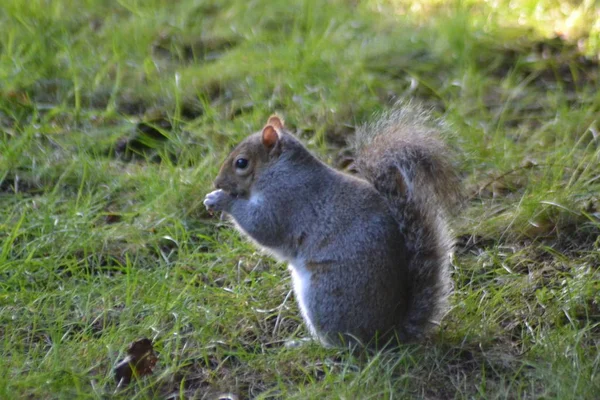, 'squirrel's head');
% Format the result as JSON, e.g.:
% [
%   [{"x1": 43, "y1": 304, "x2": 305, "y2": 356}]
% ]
[{"x1": 213, "y1": 115, "x2": 285, "y2": 197}]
